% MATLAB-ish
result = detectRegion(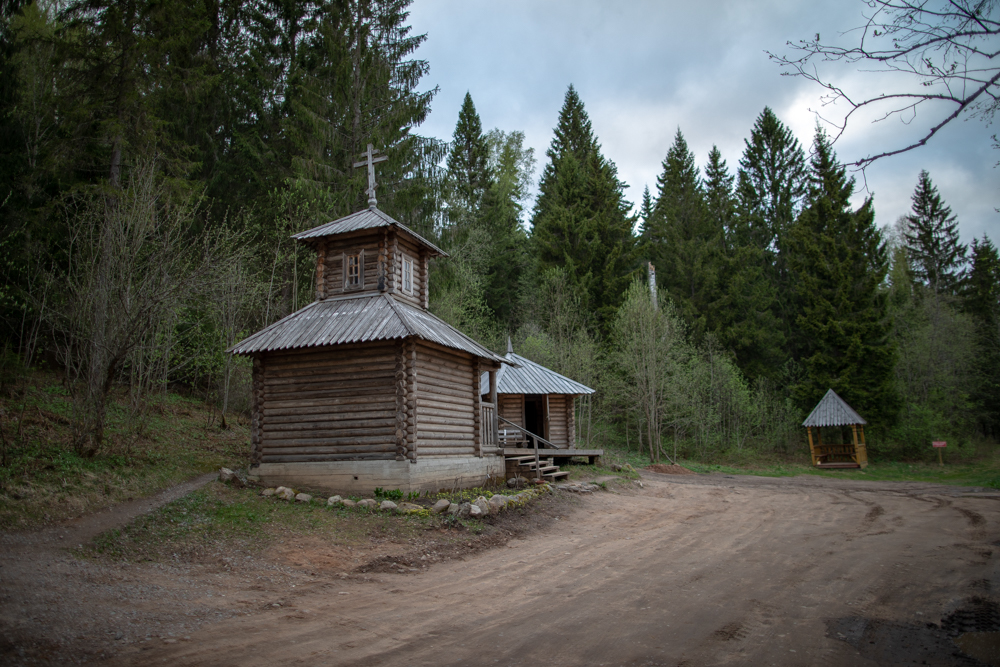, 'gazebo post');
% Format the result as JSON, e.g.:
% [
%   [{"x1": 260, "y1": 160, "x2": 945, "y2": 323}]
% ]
[
  {"x1": 851, "y1": 424, "x2": 860, "y2": 466},
  {"x1": 857, "y1": 425, "x2": 868, "y2": 468},
  {"x1": 807, "y1": 427, "x2": 817, "y2": 466}
]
